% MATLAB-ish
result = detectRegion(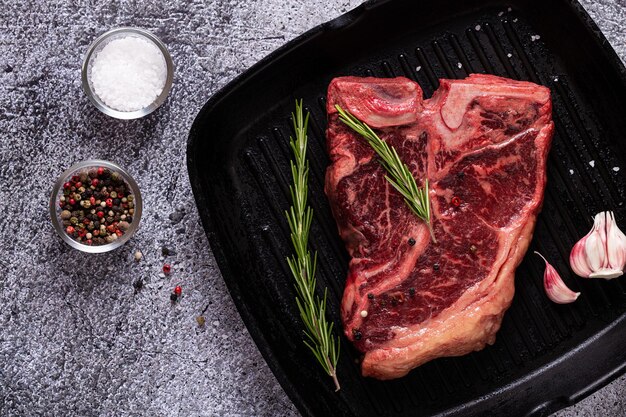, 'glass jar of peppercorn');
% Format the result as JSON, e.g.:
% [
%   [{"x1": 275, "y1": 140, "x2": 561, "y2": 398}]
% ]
[{"x1": 49, "y1": 160, "x2": 142, "y2": 253}]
